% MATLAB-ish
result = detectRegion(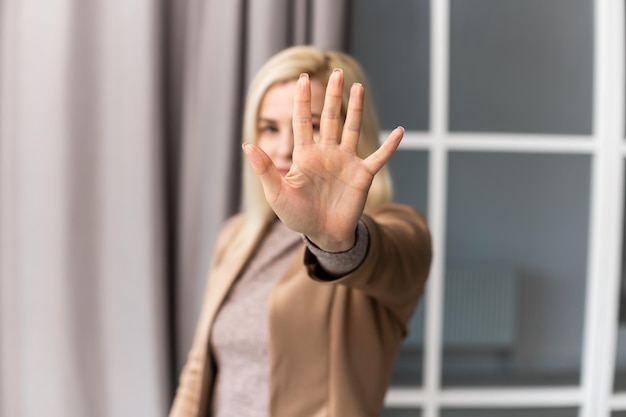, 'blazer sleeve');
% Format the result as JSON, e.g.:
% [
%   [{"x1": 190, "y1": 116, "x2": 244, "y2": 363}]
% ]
[{"x1": 304, "y1": 203, "x2": 432, "y2": 325}]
